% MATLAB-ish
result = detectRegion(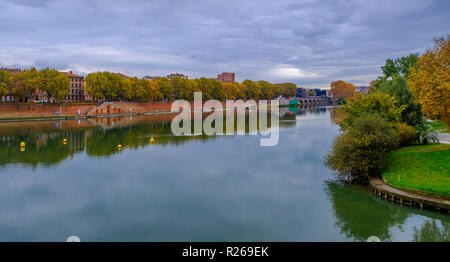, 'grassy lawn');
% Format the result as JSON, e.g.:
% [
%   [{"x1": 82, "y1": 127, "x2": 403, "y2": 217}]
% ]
[
  {"x1": 430, "y1": 121, "x2": 449, "y2": 133},
  {"x1": 382, "y1": 144, "x2": 450, "y2": 197}
]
